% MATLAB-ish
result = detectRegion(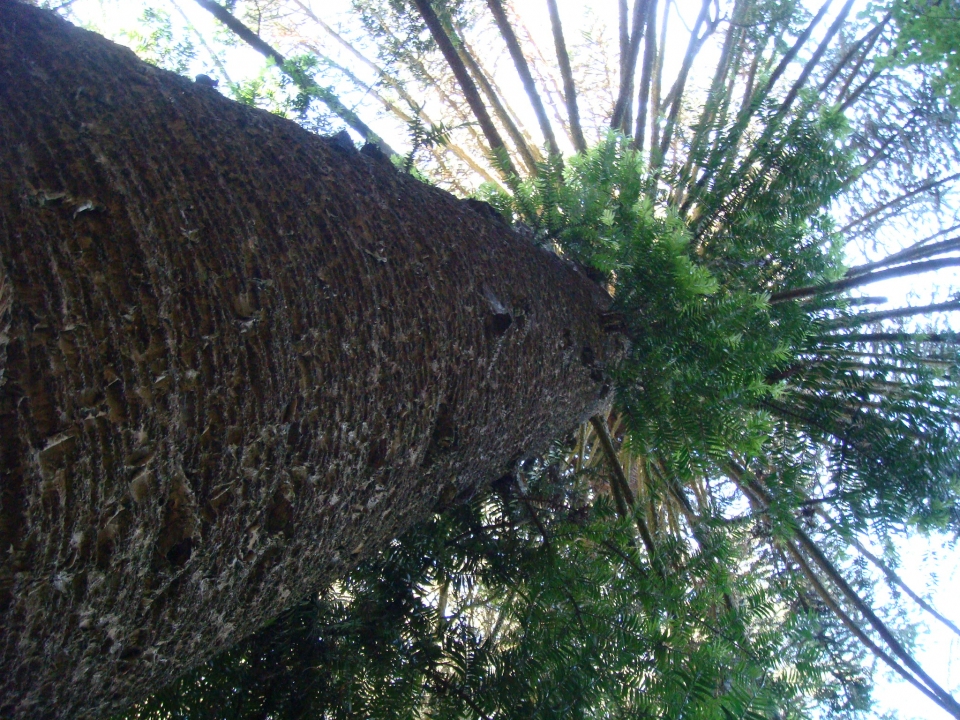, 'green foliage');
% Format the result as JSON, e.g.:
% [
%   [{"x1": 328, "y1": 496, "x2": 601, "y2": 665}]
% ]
[
  {"x1": 228, "y1": 60, "x2": 295, "y2": 116},
  {"x1": 118, "y1": 464, "x2": 868, "y2": 720},
  {"x1": 403, "y1": 108, "x2": 457, "y2": 173},
  {"x1": 883, "y1": 0, "x2": 960, "y2": 107},
  {"x1": 479, "y1": 123, "x2": 960, "y2": 534},
  {"x1": 478, "y1": 130, "x2": 822, "y2": 475}
]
